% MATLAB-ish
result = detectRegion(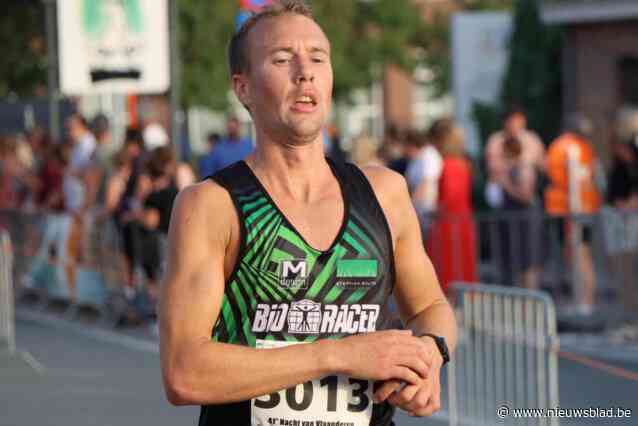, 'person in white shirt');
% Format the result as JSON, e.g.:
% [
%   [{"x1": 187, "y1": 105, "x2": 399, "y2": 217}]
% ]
[
  {"x1": 65, "y1": 114, "x2": 97, "y2": 213},
  {"x1": 62, "y1": 114, "x2": 97, "y2": 302},
  {"x1": 485, "y1": 106, "x2": 545, "y2": 208},
  {"x1": 405, "y1": 130, "x2": 443, "y2": 220}
]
